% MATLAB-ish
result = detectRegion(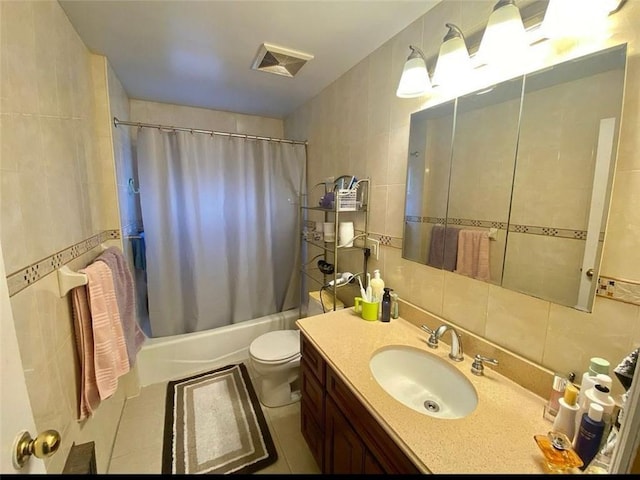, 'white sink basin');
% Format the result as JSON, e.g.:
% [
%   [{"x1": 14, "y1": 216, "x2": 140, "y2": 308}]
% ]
[{"x1": 369, "y1": 345, "x2": 478, "y2": 419}]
